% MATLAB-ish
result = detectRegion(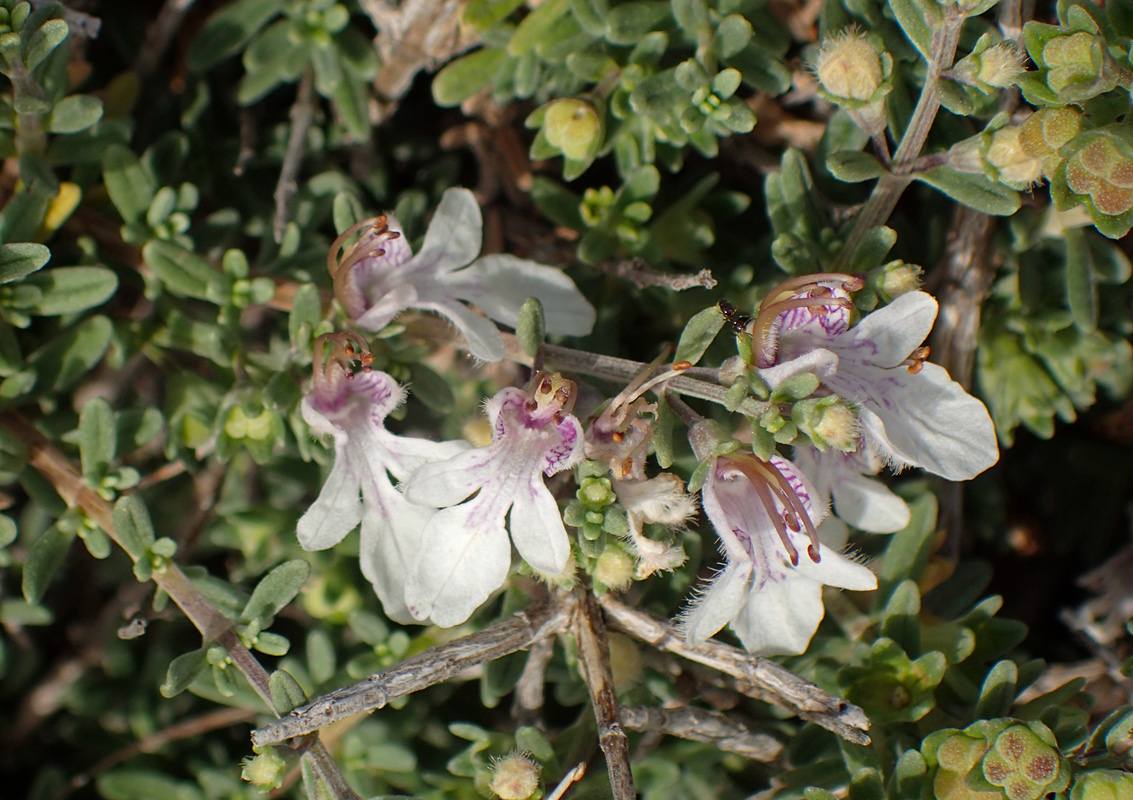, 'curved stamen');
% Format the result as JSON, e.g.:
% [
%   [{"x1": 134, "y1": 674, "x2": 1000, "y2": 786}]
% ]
[
  {"x1": 327, "y1": 217, "x2": 402, "y2": 311},
  {"x1": 747, "y1": 273, "x2": 864, "y2": 367},
  {"x1": 312, "y1": 331, "x2": 375, "y2": 400},
  {"x1": 731, "y1": 454, "x2": 821, "y2": 567},
  {"x1": 749, "y1": 294, "x2": 854, "y2": 367}
]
